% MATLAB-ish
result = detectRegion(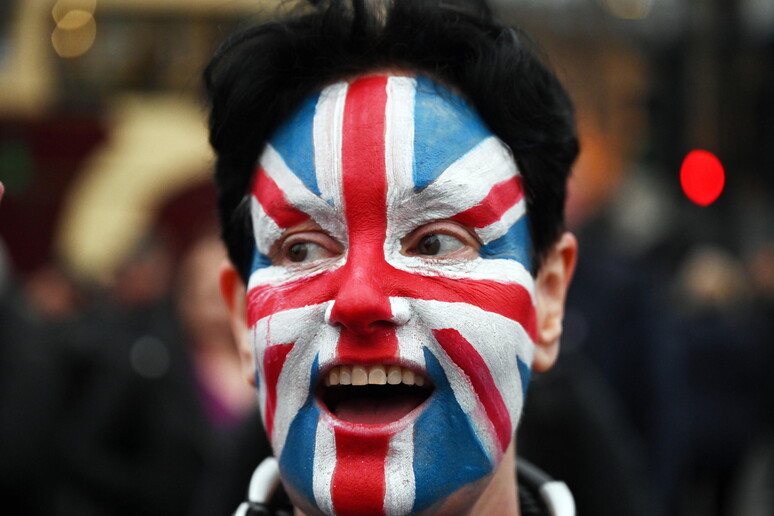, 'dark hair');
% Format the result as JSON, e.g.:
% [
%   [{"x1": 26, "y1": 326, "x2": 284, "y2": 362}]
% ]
[{"x1": 204, "y1": 0, "x2": 578, "y2": 280}]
